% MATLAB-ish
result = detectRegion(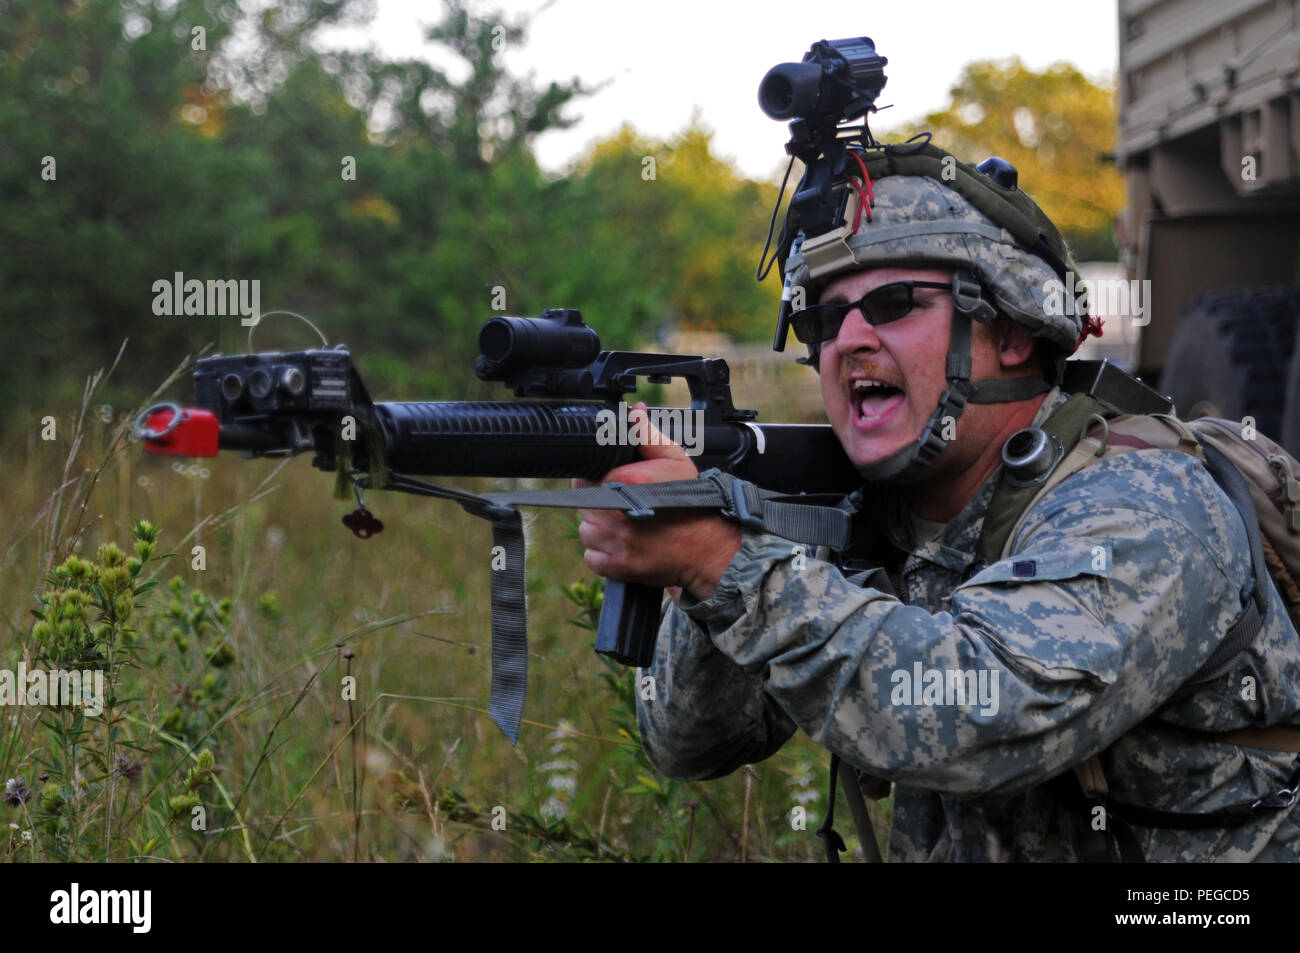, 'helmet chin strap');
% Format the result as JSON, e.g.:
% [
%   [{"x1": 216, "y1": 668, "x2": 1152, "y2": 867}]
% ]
[{"x1": 853, "y1": 269, "x2": 1050, "y2": 485}]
